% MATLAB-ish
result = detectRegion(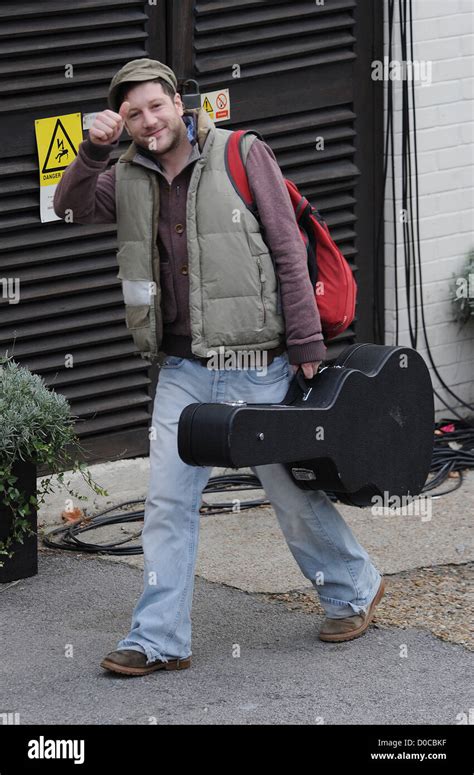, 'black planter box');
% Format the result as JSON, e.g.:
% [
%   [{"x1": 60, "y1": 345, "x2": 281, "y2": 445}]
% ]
[{"x1": 0, "y1": 460, "x2": 37, "y2": 583}]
